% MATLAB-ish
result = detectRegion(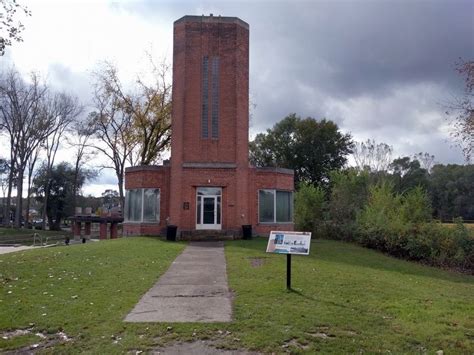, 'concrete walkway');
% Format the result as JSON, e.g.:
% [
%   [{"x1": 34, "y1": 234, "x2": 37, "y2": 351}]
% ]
[
  {"x1": 0, "y1": 245, "x2": 36, "y2": 255},
  {"x1": 125, "y1": 241, "x2": 233, "y2": 323}
]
